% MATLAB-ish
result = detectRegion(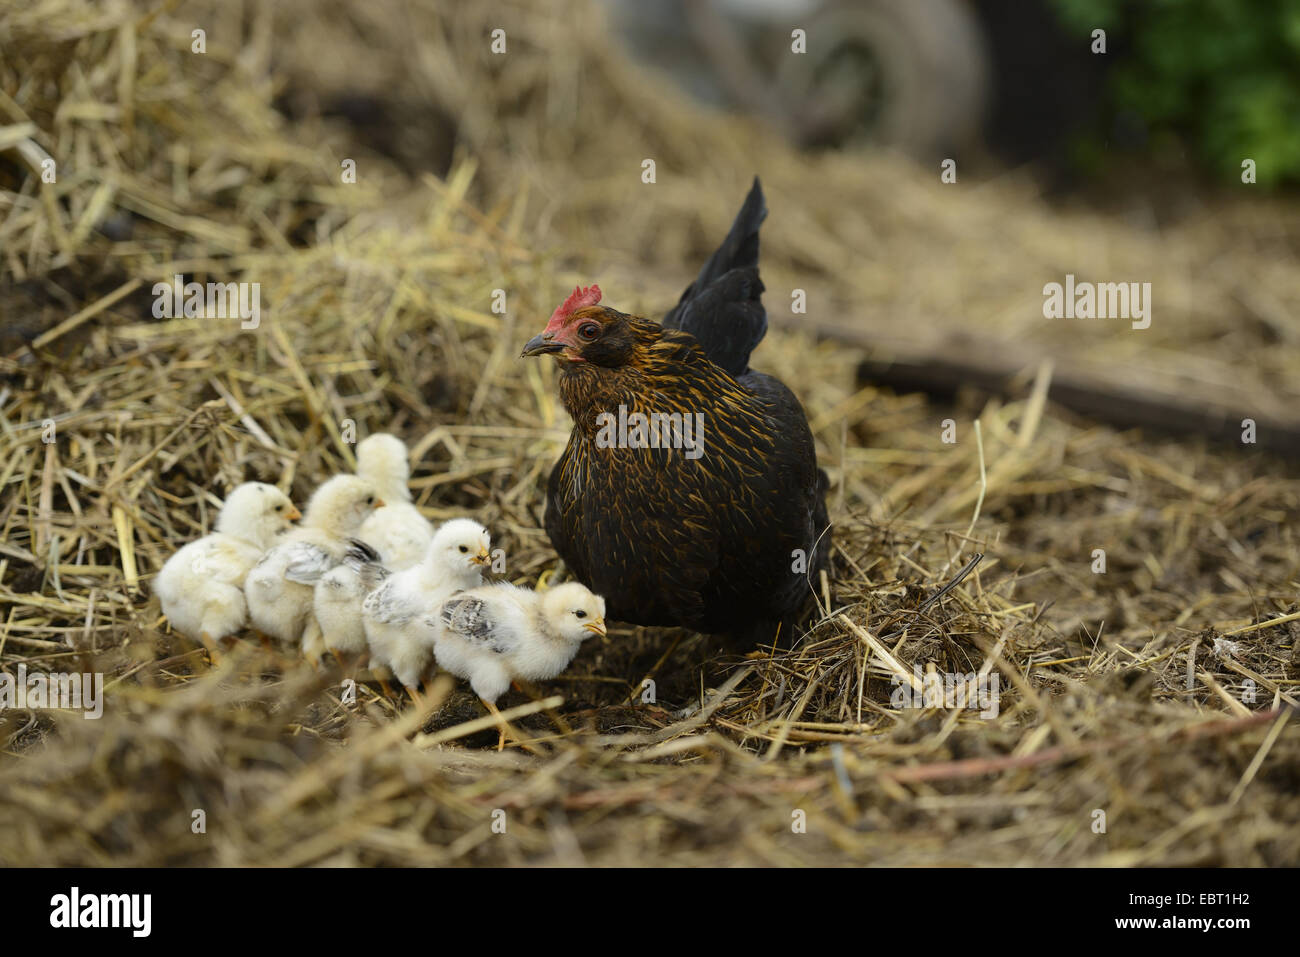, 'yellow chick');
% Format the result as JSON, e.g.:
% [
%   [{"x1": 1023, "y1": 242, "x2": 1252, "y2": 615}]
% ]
[
  {"x1": 309, "y1": 434, "x2": 433, "y2": 663},
  {"x1": 155, "y1": 482, "x2": 300, "y2": 658},
  {"x1": 313, "y1": 538, "x2": 387, "y2": 665},
  {"x1": 355, "y1": 433, "x2": 434, "y2": 569},
  {"x1": 244, "y1": 475, "x2": 384, "y2": 658},
  {"x1": 433, "y1": 581, "x2": 605, "y2": 748},
  {"x1": 361, "y1": 518, "x2": 490, "y2": 701}
]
